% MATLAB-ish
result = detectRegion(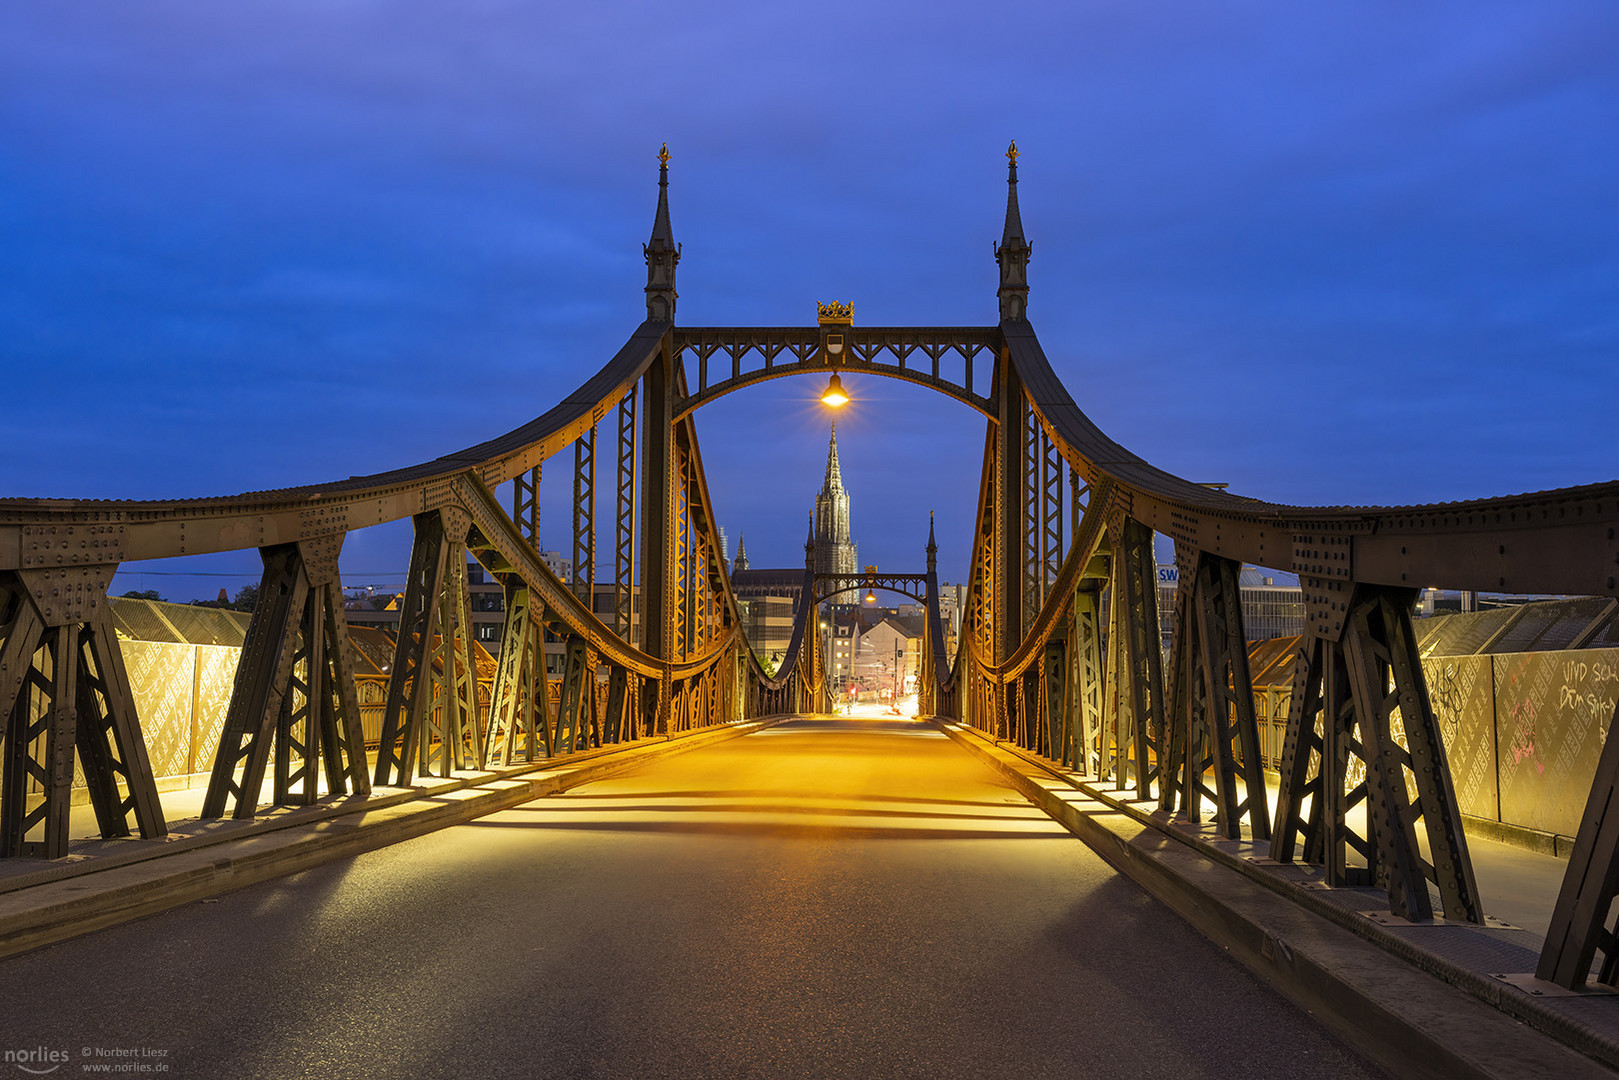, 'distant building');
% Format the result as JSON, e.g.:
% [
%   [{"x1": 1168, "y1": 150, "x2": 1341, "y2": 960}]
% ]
[
  {"x1": 812, "y1": 424, "x2": 858, "y2": 578},
  {"x1": 856, "y1": 613, "x2": 925, "y2": 697},
  {"x1": 1154, "y1": 564, "x2": 1306, "y2": 652},
  {"x1": 732, "y1": 566, "x2": 806, "y2": 662},
  {"x1": 825, "y1": 604, "x2": 924, "y2": 692}
]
